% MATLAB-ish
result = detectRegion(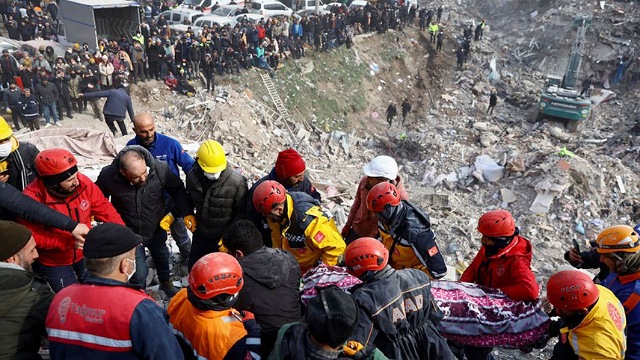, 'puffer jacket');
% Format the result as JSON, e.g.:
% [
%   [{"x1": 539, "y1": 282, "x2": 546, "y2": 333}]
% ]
[
  {"x1": 234, "y1": 246, "x2": 301, "y2": 355},
  {"x1": 460, "y1": 235, "x2": 539, "y2": 302},
  {"x1": 1, "y1": 137, "x2": 38, "y2": 191},
  {"x1": 20, "y1": 173, "x2": 124, "y2": 266},
  {"x1": 34, "y1": 81, "x2": 58, "y2": 104},
  {"x1": 0, "y1": 263, "x2": 54, "y2": 360},
  {"x1": 95, "y1": 145, "x2": 194, "y2": 240},
  {"x1": 186, "y1": 164, "x2": 248, "y2": 241}
]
